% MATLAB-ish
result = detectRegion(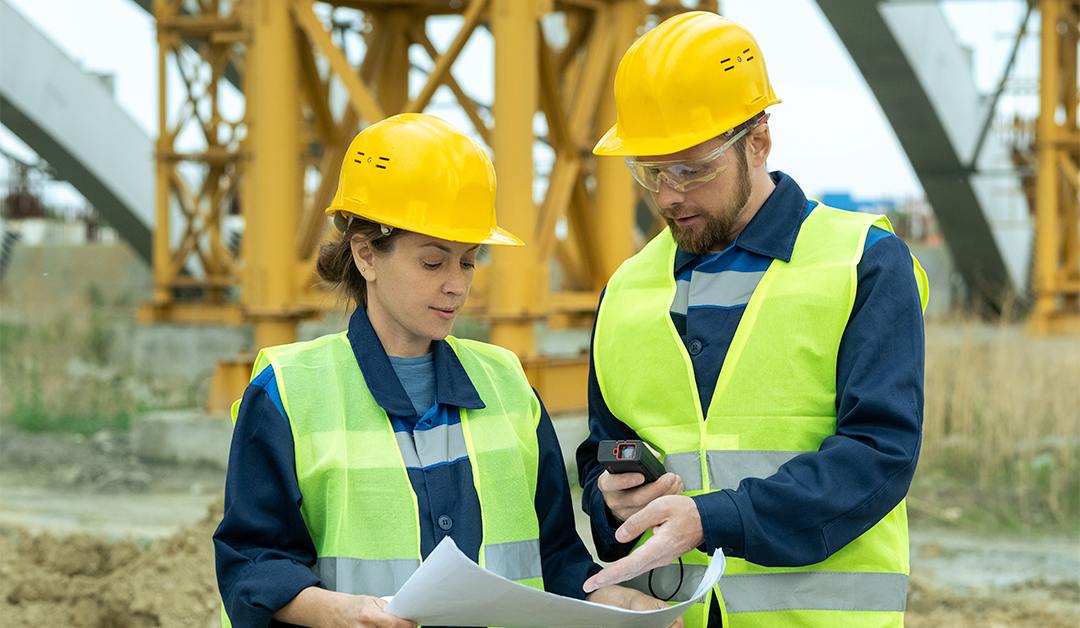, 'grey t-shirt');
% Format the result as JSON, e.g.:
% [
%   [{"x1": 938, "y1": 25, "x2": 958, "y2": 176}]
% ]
[{"x1": 388, "y1": 352, "x2": 437, "y2": 418}]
